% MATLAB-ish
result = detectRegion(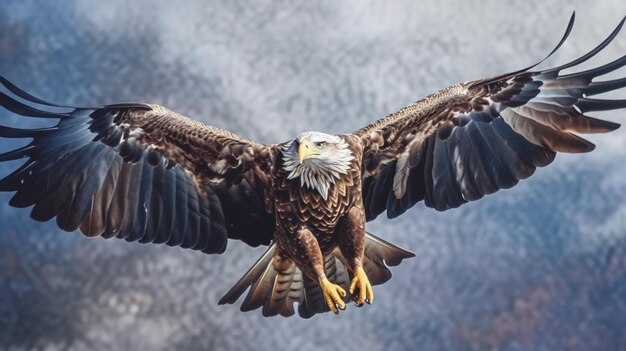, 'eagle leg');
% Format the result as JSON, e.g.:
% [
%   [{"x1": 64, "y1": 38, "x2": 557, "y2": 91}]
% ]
[
  {"x1": 319, "y1": 278, "x2": 347, "y2": 314},
  {"x1": 337, "y1": 204, "x2": 374, "y2": 306},
  {"x1": 286, "y1": 227, "x2": 348, "y2": 314},
  {"x1": 349, "y1": 266, "x2": 374, "y2": 306}
]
